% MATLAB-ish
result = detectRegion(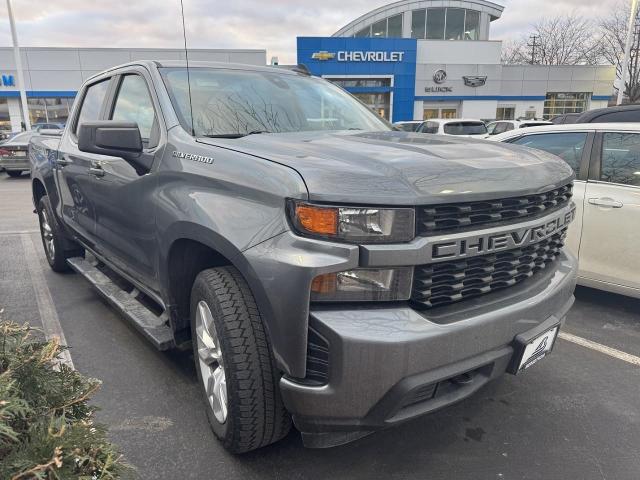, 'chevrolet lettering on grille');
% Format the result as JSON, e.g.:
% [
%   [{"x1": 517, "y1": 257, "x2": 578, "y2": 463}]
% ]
[{"x1": 428, "y1": 205, "x2": 576, "y2": 263}]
